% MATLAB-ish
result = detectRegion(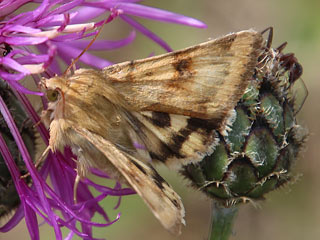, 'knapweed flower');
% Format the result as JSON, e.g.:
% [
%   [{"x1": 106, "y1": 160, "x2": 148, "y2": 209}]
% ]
[{"x1": 0, "y1": 1, "x2": 207, "y2": 239}]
